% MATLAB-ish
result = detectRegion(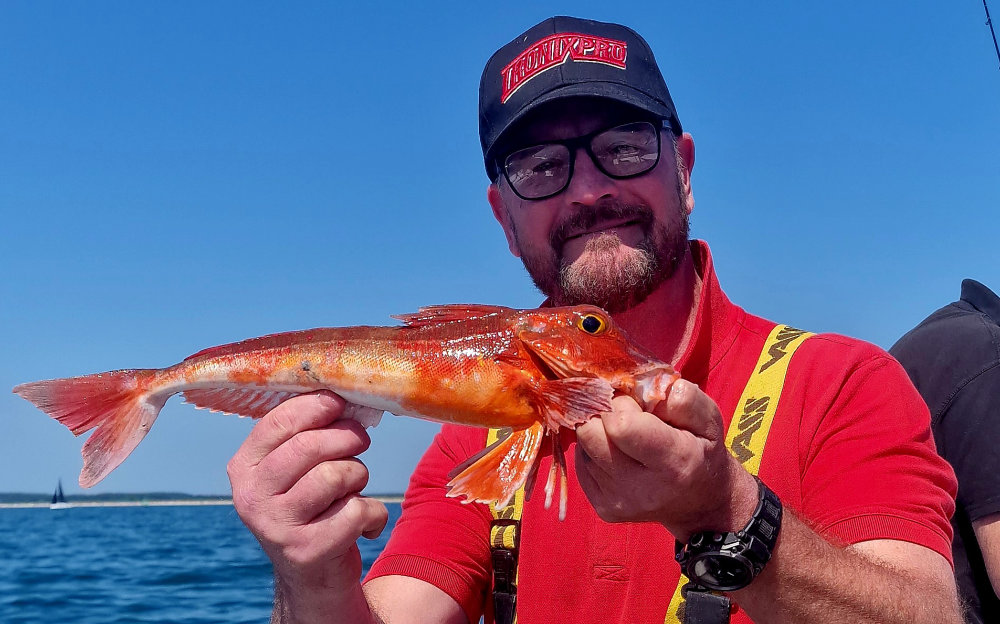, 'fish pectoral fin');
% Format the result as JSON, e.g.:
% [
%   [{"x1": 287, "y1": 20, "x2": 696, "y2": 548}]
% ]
[
  {"x1": 538, "y1": 377, "x2": 614, "y2": 429},
  {"x1": 182, "y1": 388, "x2": 299, "y2": 419},
  {"x1": 392, "y1": 304, "x2": 511, "y2": 327},
  {"x1": 446, "y1": 422, "x2": 545, "y2": 511},
  {"x1": 447, "y1": 428, "x2": 511, "y2": 481}
]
